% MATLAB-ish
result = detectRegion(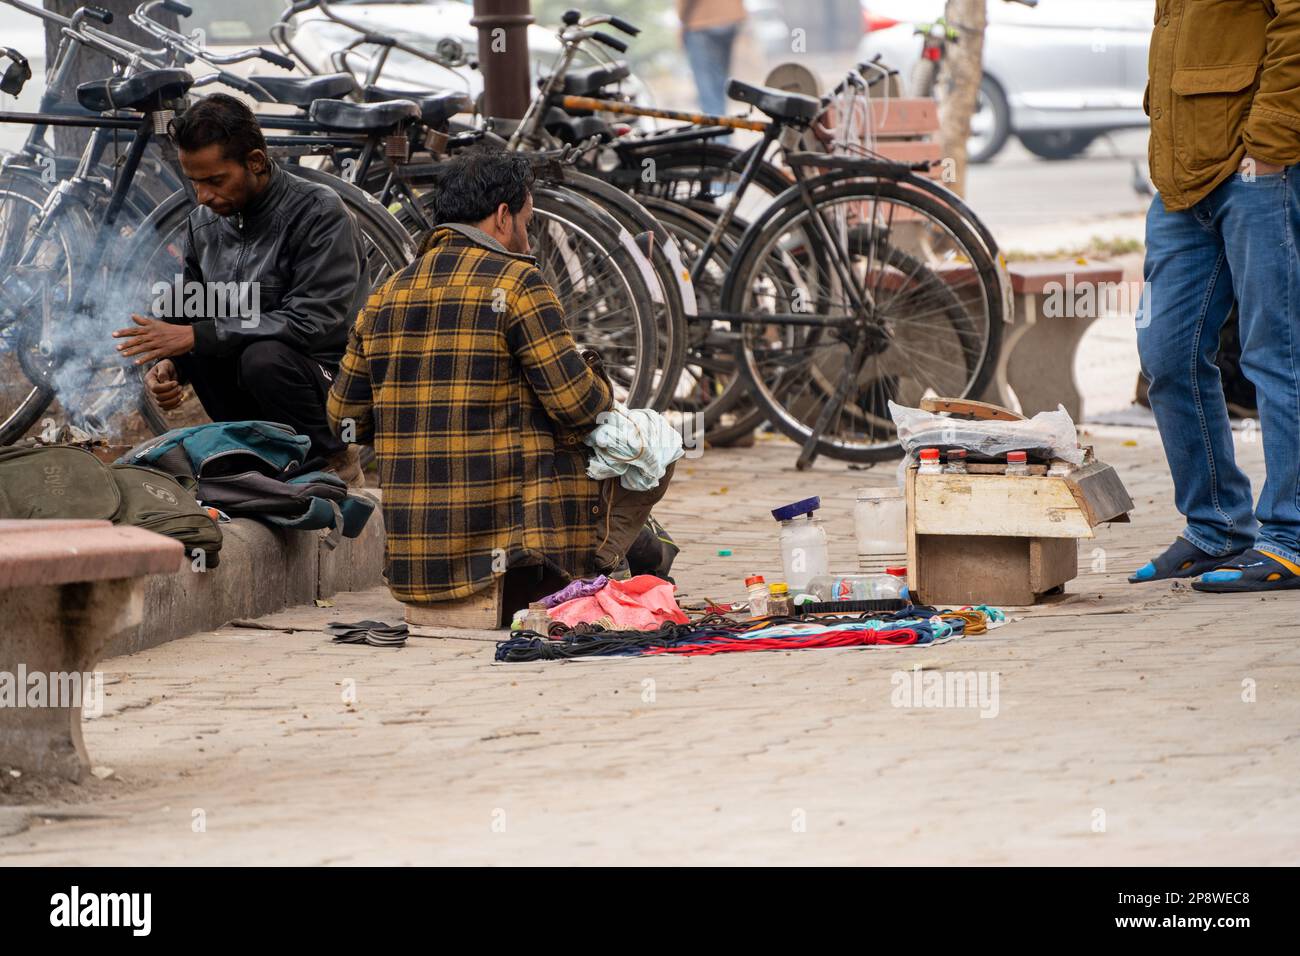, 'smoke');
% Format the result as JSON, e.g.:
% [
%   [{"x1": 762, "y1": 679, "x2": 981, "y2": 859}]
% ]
[{"x1": 9, "y1": 215, "x2": 181, "y2": 441}]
